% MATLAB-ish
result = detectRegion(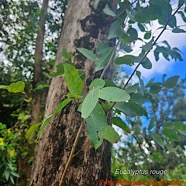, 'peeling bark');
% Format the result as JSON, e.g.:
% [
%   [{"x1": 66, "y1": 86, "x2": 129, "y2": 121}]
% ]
[{"x1": 30, "y1": 1, "x2": 116, "y2": 185}]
